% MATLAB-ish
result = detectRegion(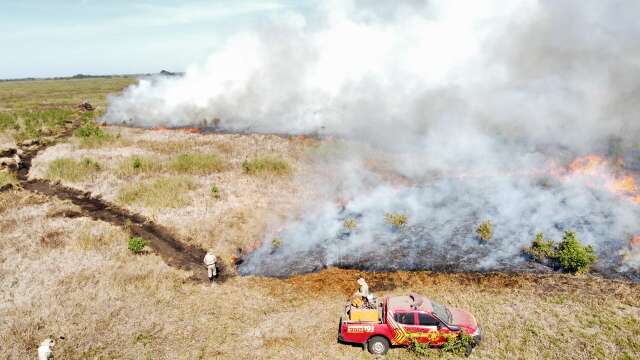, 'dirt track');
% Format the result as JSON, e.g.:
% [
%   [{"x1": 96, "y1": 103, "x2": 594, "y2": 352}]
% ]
[{"x1": 3, "y1": 119, "x2": 211, "y2": 282}]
